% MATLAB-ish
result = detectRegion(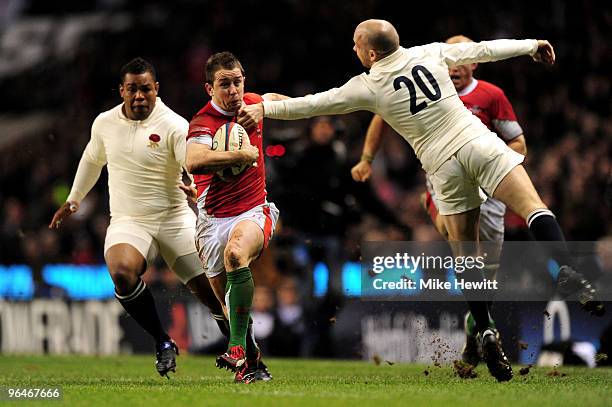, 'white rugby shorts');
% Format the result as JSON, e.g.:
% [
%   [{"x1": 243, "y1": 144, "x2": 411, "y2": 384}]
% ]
[
  {"x1": 104, "y1": 205, "x2": 203, "y2": 282},
  {"x1": 426, "y1": 177, "x2": 506, "y2": 242},
  {"x1": 195, "y1": 202, "x2": 279, "y2": 278},
  {"x1": 428, "y1": 132, "x2": 524, "y2": 216}
]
